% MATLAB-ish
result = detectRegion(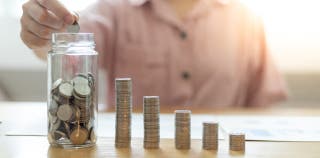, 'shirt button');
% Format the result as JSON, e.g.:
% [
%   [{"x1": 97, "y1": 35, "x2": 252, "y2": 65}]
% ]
[
  {"x1": 180, "y1": 31, "x2": 187, "y2": 40},
  {"x1": 182, "y1": 71, "x2": 190, "y2": 80}
]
